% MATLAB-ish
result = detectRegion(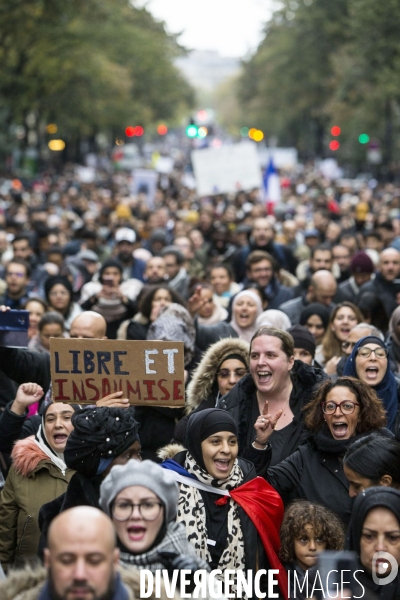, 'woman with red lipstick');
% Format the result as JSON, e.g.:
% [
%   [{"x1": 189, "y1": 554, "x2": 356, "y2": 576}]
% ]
[
  {"x1": 0, "y1": 392, "x2": 76, "y2": 569},
  {"x1": 263, "y1": 377, "x2": 387, "y2": 526}
]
